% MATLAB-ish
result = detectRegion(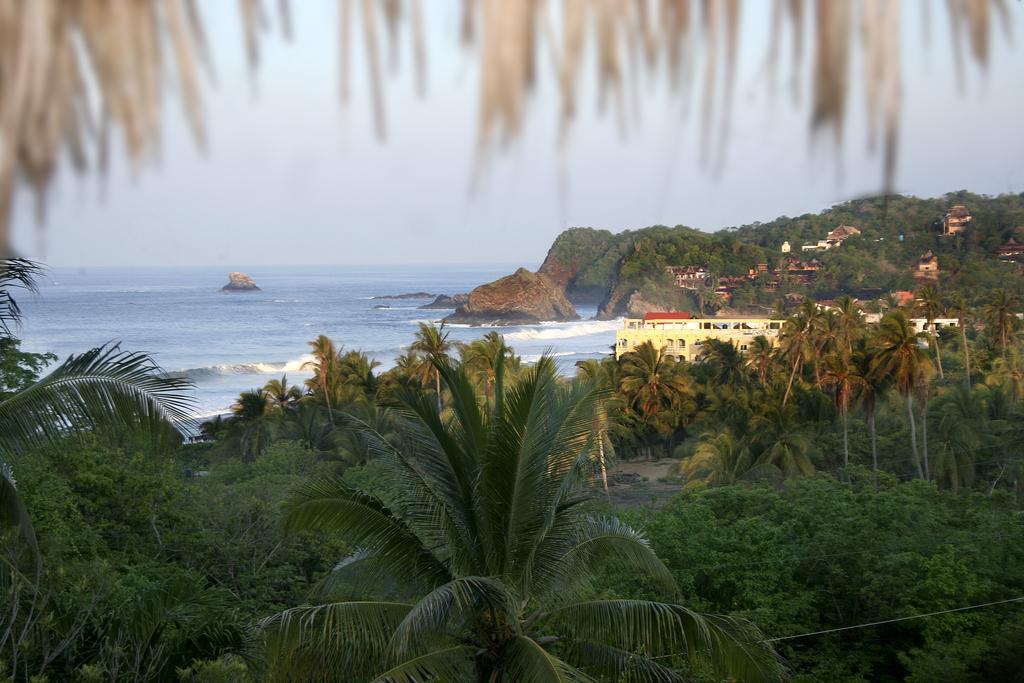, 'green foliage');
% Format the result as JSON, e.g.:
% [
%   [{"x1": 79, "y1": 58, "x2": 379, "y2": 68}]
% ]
[{"x1": 614, "y1": 476, "x2": 1024, "y2": 682}]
